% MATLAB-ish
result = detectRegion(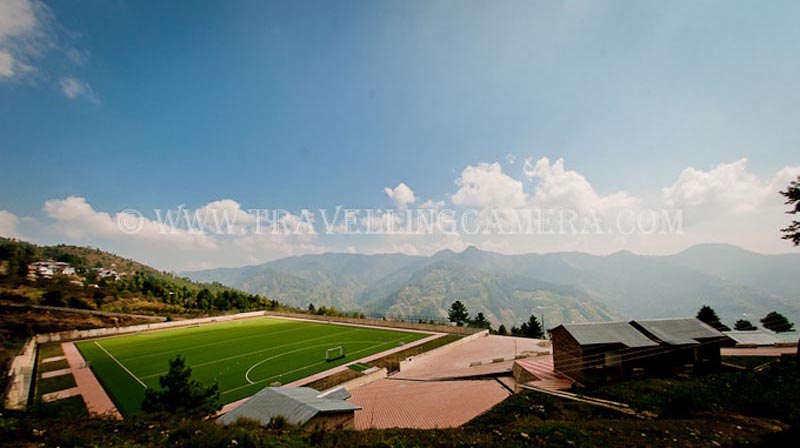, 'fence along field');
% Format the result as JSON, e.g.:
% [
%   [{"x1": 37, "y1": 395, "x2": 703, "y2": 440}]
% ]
[{"x1": 75, "y1": 317, "x2": 427, "y2": 416}]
